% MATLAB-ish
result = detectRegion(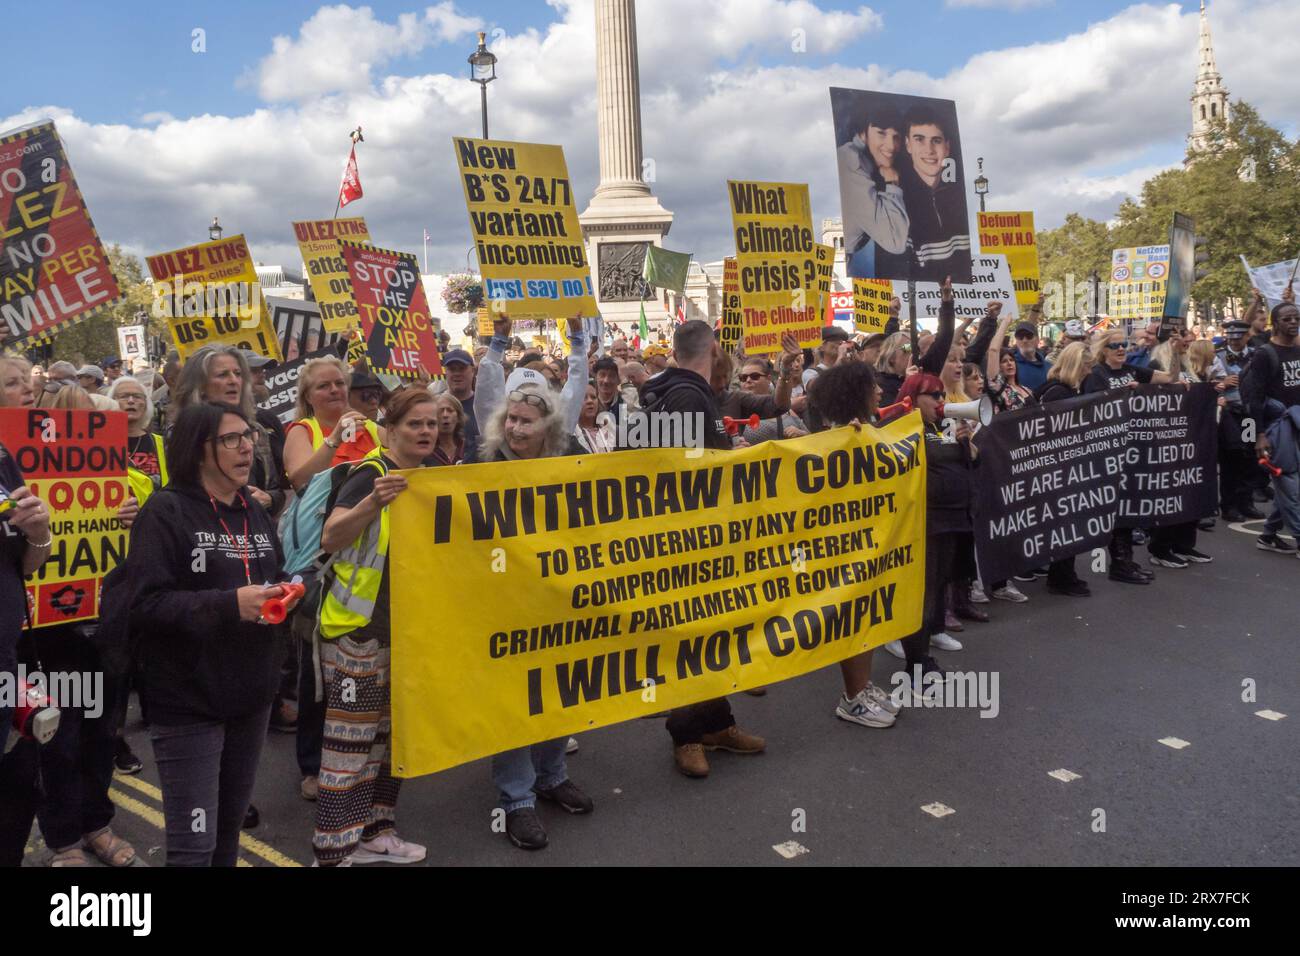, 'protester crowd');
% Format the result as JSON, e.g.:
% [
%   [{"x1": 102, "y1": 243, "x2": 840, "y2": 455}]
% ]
[{"x1": 1, "y1": 277, "x2": 1297, "y2": 865}]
